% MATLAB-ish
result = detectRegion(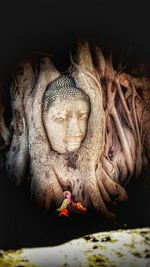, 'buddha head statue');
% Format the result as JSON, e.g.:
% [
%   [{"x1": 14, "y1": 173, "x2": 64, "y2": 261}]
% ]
[{"x1": 43, "y1": 75, "x2": 90, "y2": 154}]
